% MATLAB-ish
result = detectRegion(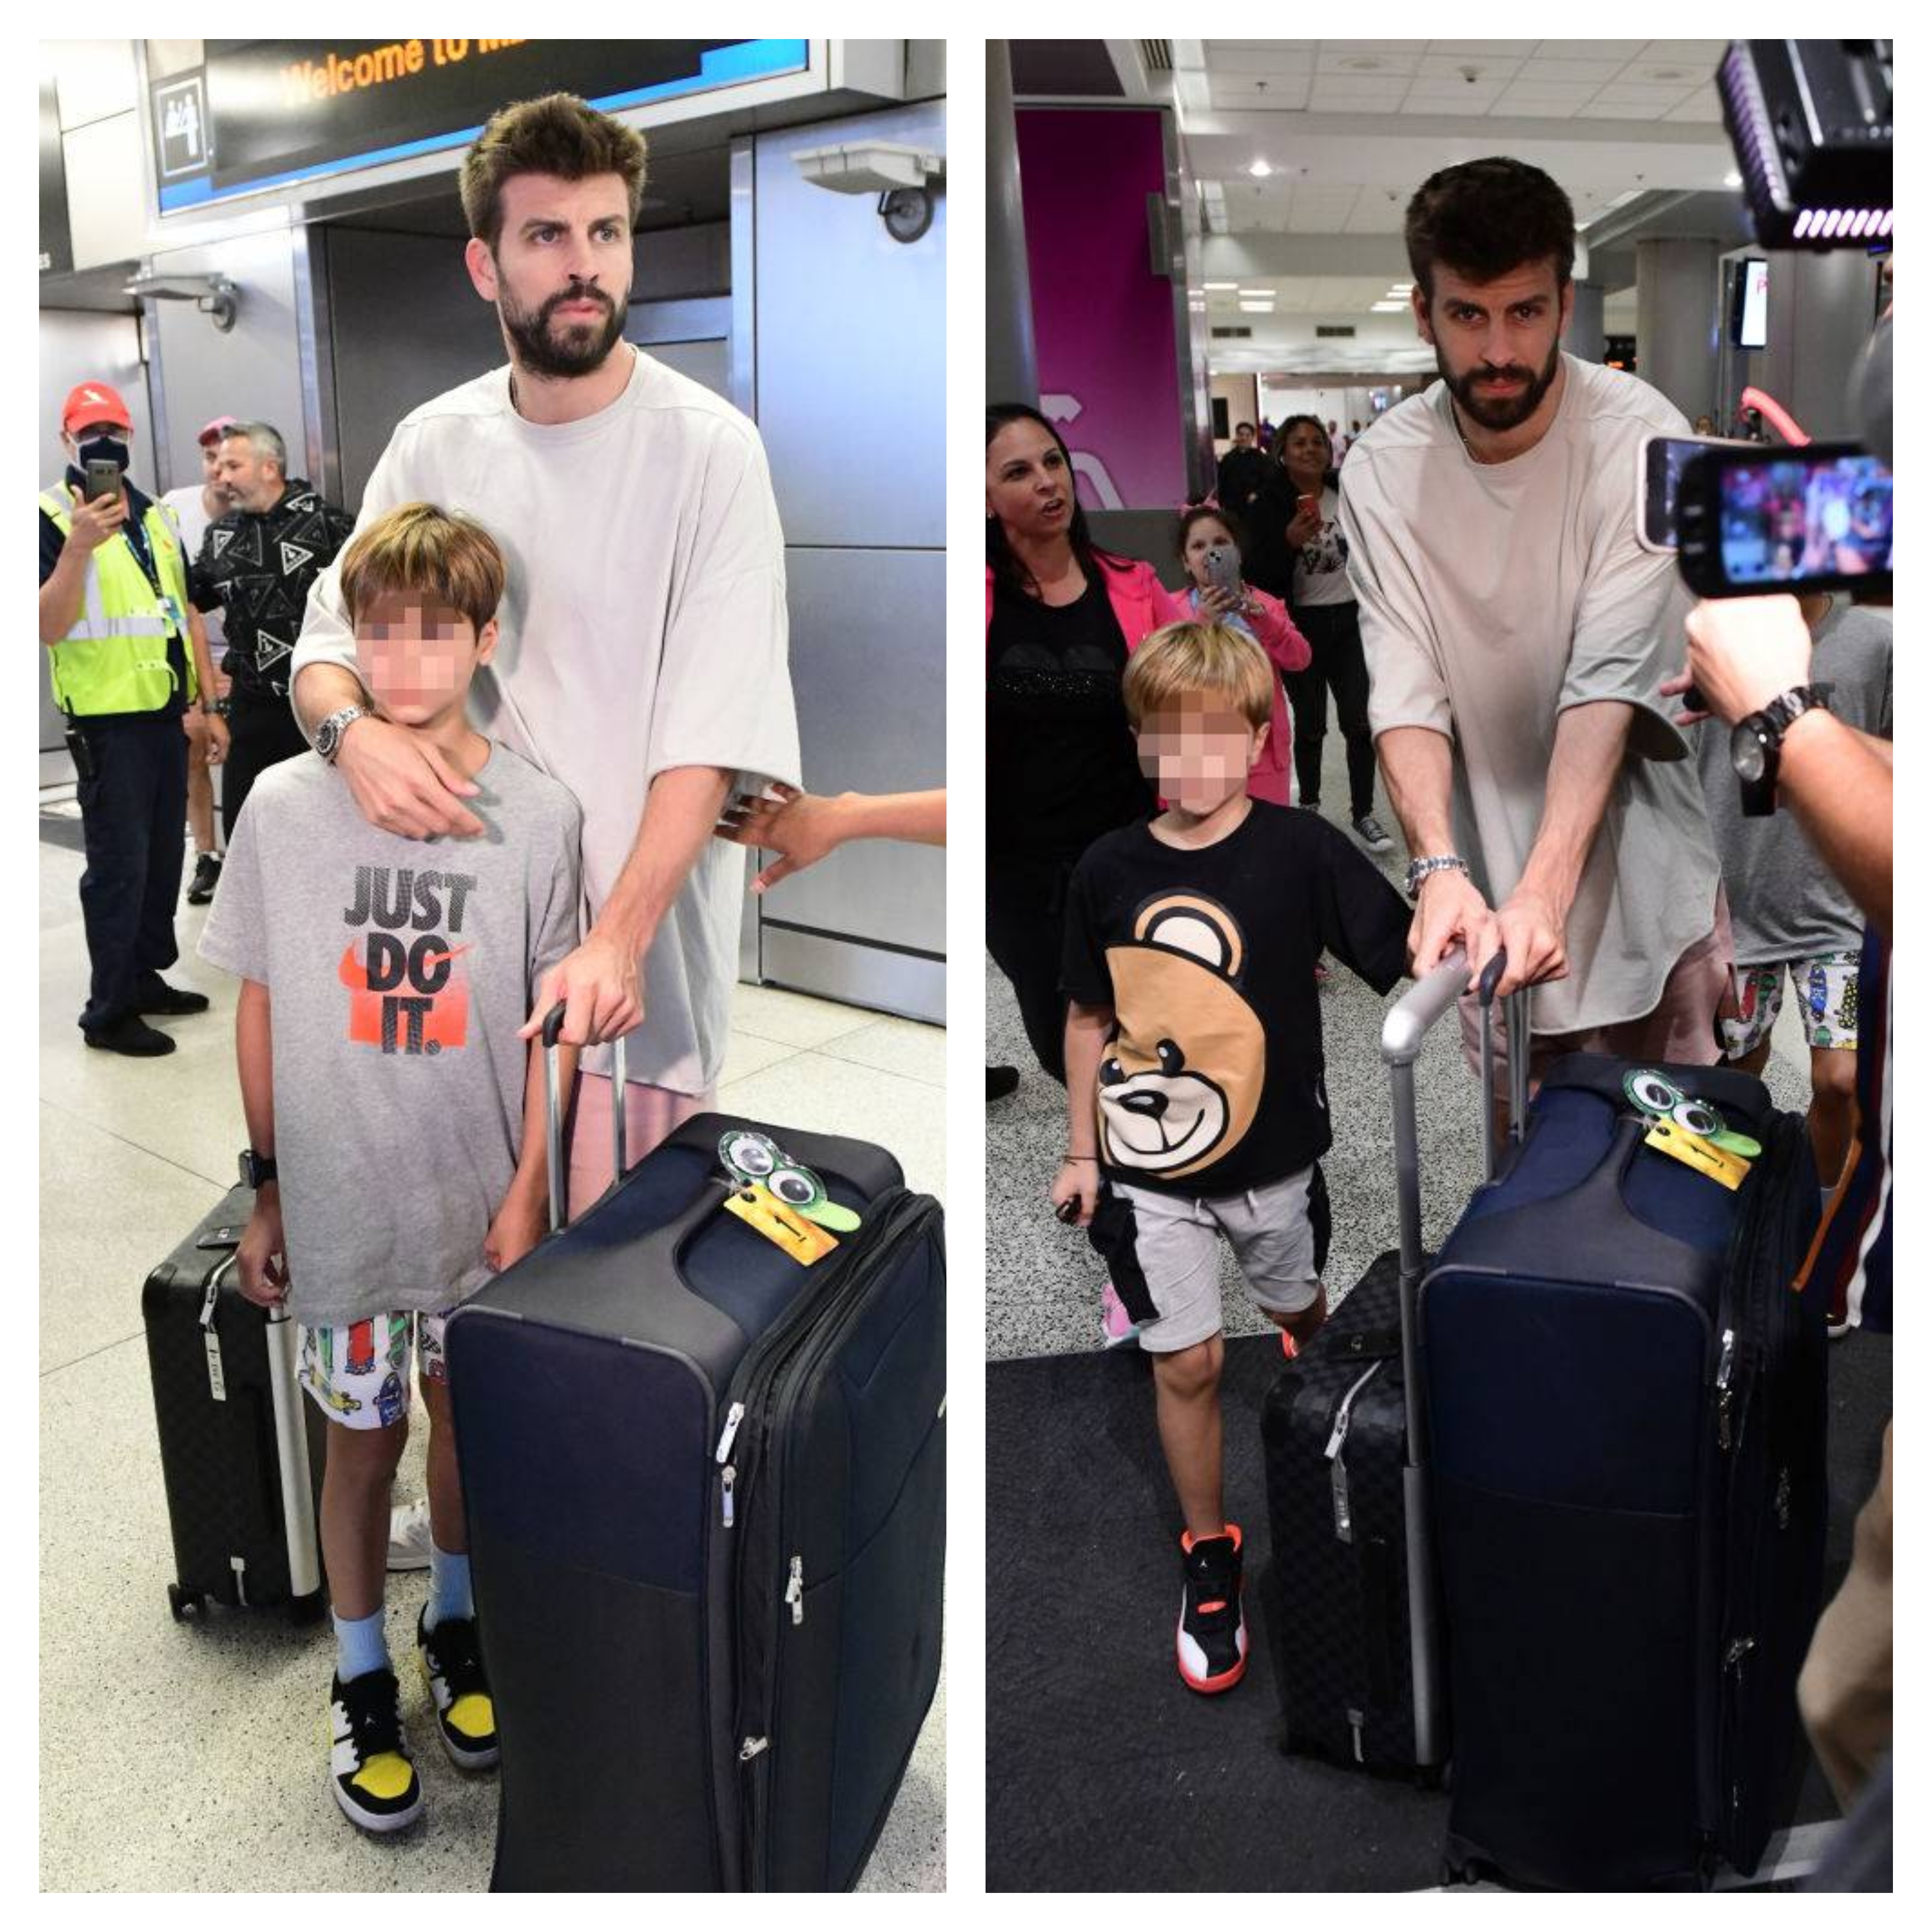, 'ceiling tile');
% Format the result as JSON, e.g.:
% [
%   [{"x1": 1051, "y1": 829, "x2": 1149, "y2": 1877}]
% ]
[
  {"x1": 1415, "y1": 53, "x2": 1527, "y2": 80},
  {"x1": 1492, "y1": 79, "x2": 1602, "y2": 102},
  {"x1": 1640, "y1": 40, "x2": 1728, "y2": 62},
  {"x1": 1574, "y1": 100, "x2": 1670, "y2": 120},
  {"x1": 1317, "y1": 49, "x2": 1423, "y2": 77},
  {"x1": 1489, "y1": 98, "x2": 1586, "y2": 119},
  {"x1": 1531, "y1": 40, "x2": 1648, "y2": 60},
  {"x1": 1427, "y1": 40, "x2": 1540, "y2": 57},
  {"x1": 1205, "y1": 48, "x2": 1316, "y2": 76},
  {"x1": 1664, "y1": 95, "x2": 1726, "y2": 123},
  {"x1": 1518, "y1": 58, "x2": 1627, "y2": 83}
]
